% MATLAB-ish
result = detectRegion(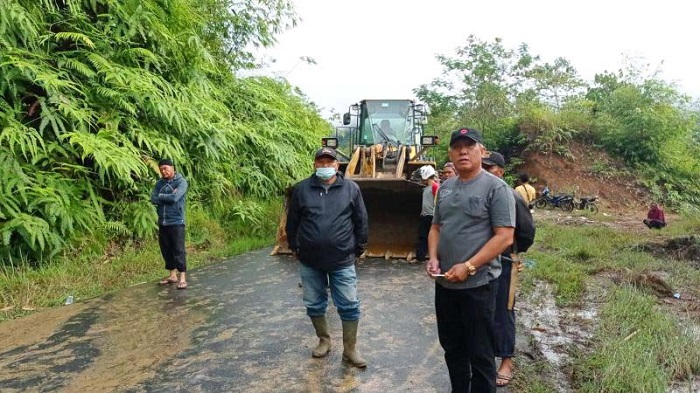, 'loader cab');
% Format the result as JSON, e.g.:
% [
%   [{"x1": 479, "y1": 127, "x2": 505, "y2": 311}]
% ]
[
  {"x1": 359, "y1": 100, "x2": 414, "y2": 146},
  {"x1": 340, "y1": 99, "x2": 427, "y2": 153}
]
